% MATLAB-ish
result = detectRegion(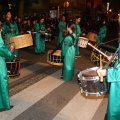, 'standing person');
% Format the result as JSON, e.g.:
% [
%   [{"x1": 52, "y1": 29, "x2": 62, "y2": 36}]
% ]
[
  {"x1": 0, "y1": 30, "x2": 14, "y2": 111},
  {"x1": 58, "y1": 15, "x2": 66, "y2": 45},
  {"x1": 34, "y1": 17, "x2": 46, "y2": 54},
  {"x1": 61, "y1": 22, "x2": 76, "y2": 81},
  {"x1": 97, "y1": 19, "x2": 107, "y2": 44},
  {"x1": 2, "y1": 11, "x2": 19, "y2": 57},
  {"x1": 97, "y1": 40, "x2": 120, "y2": 119},
  {"x1": 74, "y1": 16, "x2": 82, "y2": 57}
]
